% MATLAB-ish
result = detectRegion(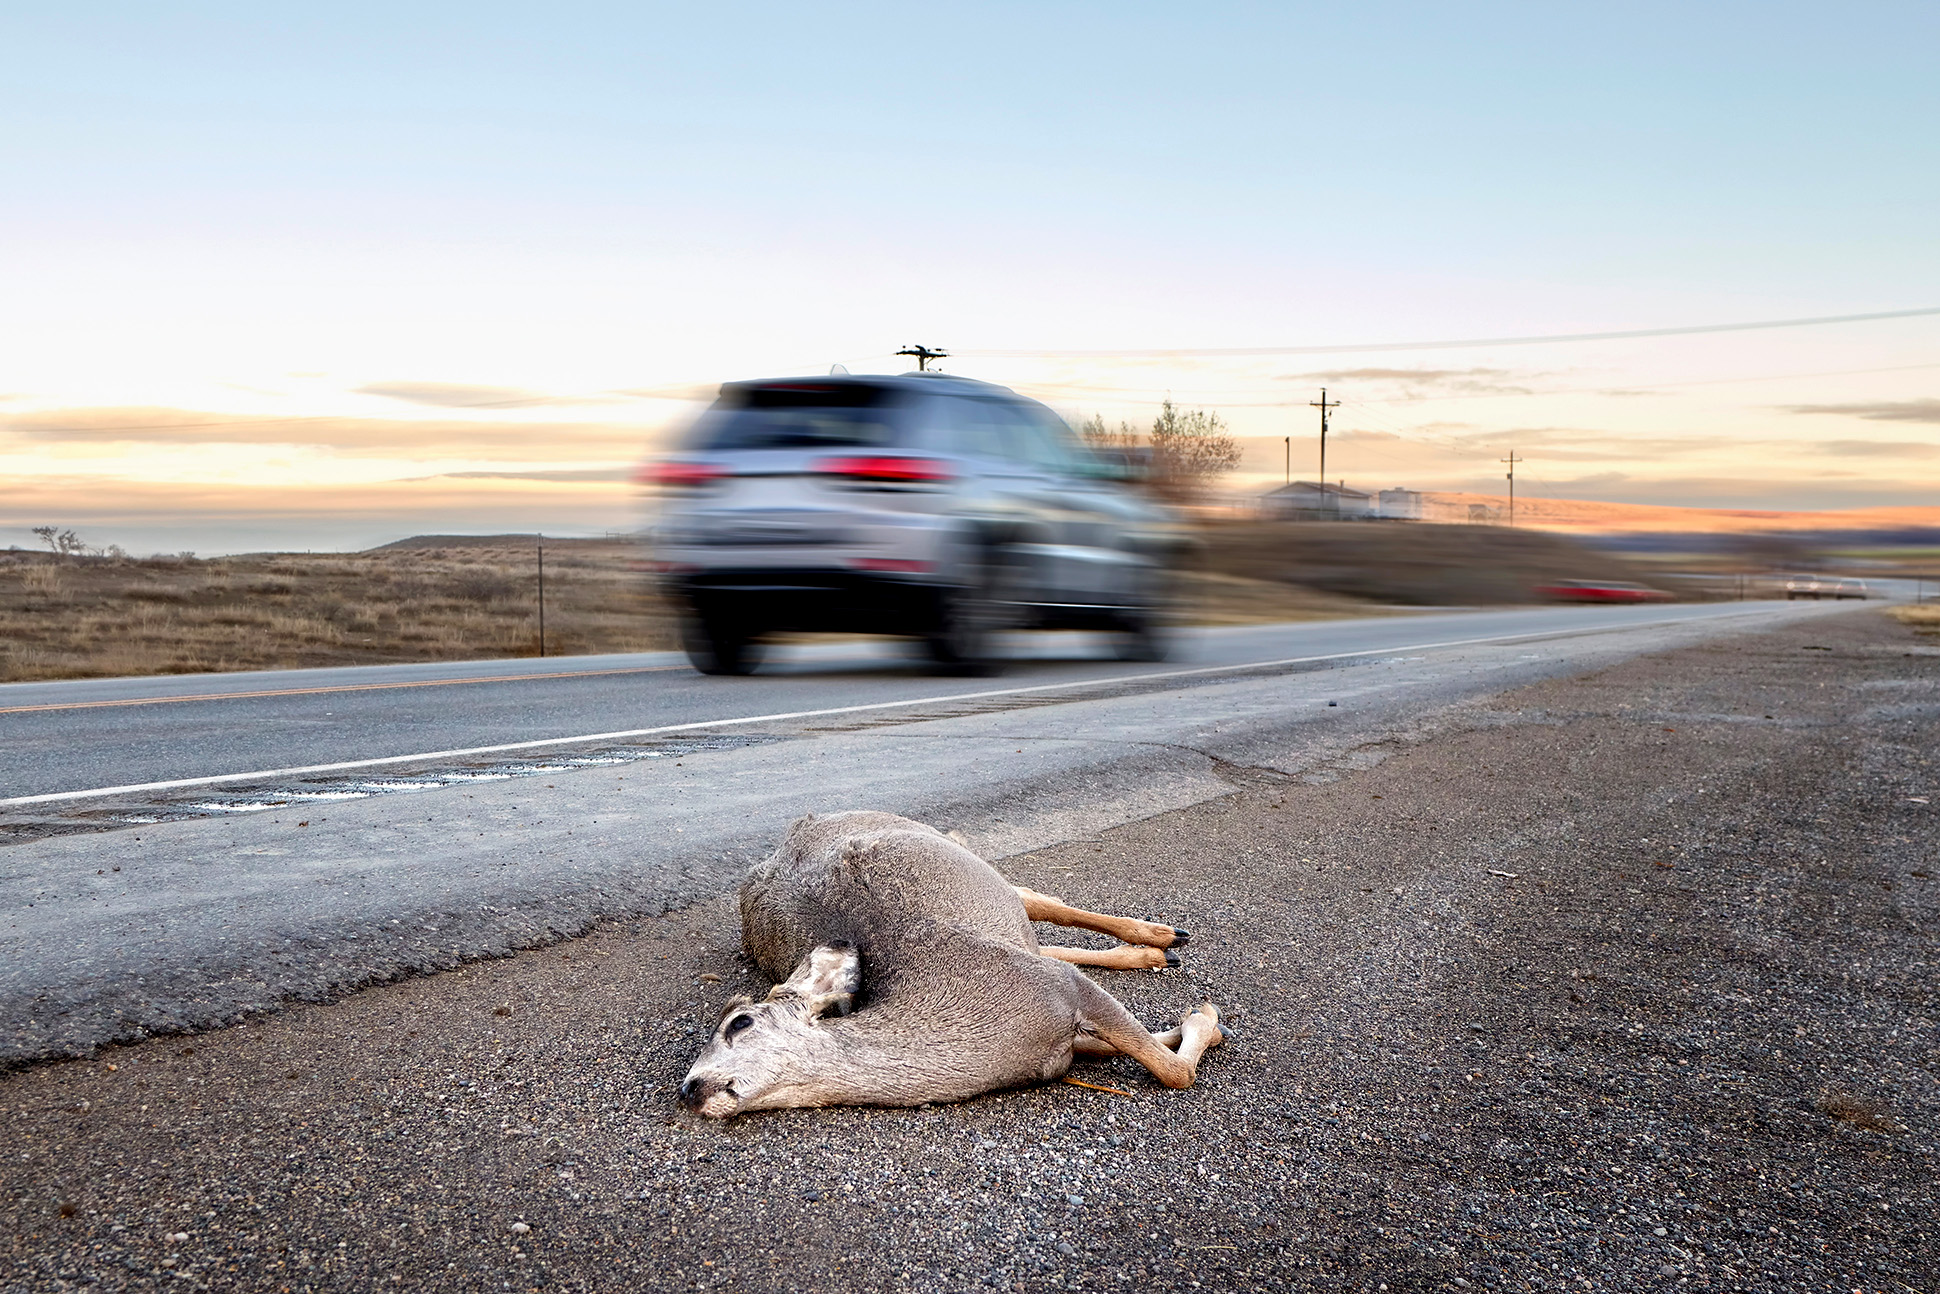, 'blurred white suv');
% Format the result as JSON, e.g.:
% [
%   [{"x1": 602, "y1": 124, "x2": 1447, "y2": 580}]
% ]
[
  {"x1": 1784, "y1": 575, "x2": 1869, "y2": 600},
  {"x1": 644, "y1": 373, "x2": 1183, "y2": 675}
]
